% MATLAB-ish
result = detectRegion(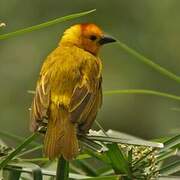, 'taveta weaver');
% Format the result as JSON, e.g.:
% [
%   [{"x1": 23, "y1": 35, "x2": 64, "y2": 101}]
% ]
[{"x1": 30, "y1": 23, "x2": 116, "y2": 160}]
